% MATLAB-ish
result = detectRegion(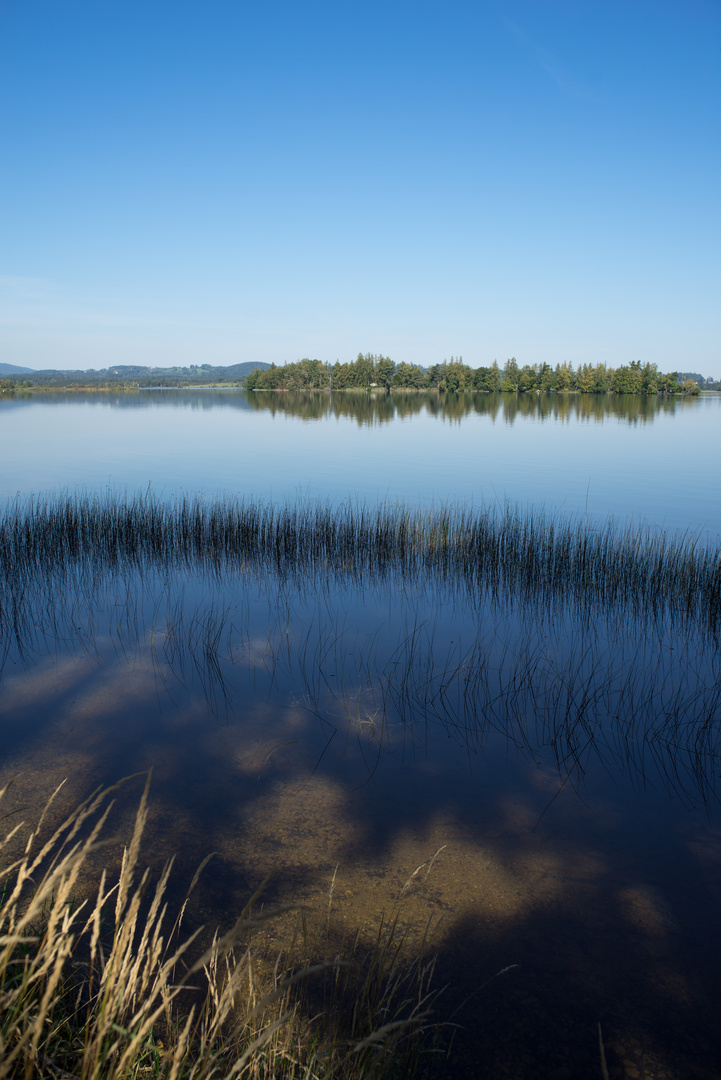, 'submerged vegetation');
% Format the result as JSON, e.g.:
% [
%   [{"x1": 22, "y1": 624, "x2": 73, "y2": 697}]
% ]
[
  {"x1": 1, "y1": 491, "x2": 719, "y2": 809},
  {"x1": 1, "y1": 493, "x2": 720, "y2": 1075},
  {"x1": 0, "y1": 776, "x2": 440, "y2": 1079}
]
